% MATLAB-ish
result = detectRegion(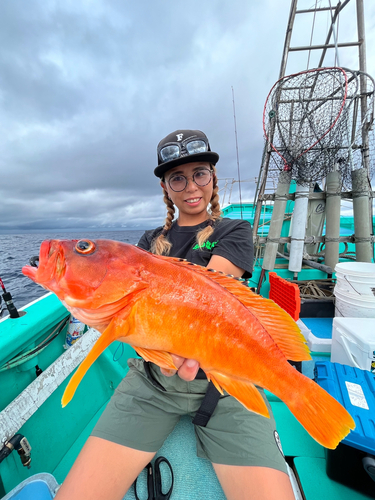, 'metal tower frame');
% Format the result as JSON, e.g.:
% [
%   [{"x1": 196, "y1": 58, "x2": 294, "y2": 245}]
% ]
[{"x1": 252, "y1": 0, "x2": 369, "y2": 238}]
